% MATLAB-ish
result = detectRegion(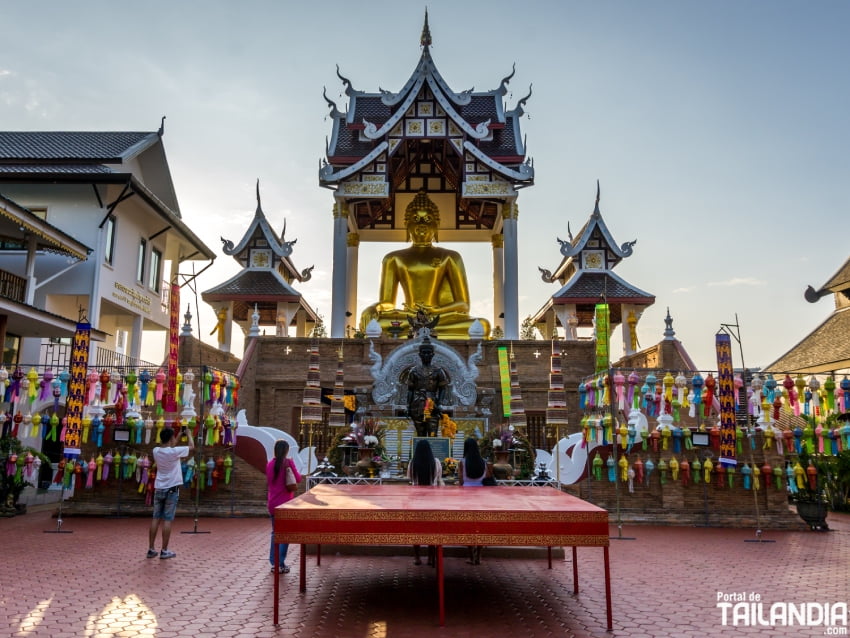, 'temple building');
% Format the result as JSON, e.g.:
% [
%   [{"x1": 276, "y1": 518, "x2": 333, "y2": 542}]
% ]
[
  {"x1": 765, "y1": 253, "x2": 850, "y2": 373},
  {"x1": 201, "y1": 183, "x2": 318, "y2": 350},
  {"x1": 531, "y1": 182, "x2": 655, "y2": 358},
  {"x1": 319, "y1": 12, "x2": 534, "y2": 339}
]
